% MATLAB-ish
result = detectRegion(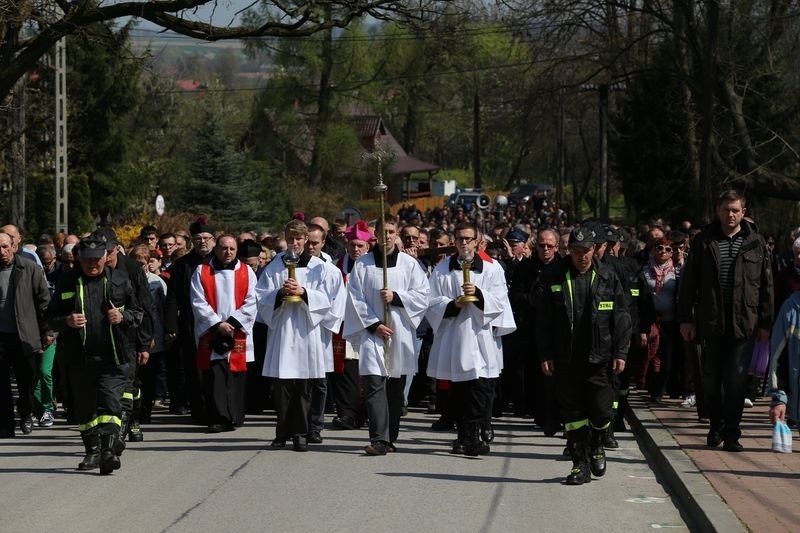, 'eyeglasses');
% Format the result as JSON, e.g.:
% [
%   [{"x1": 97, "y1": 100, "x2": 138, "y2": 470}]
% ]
[
  {"x1": 193, "y1": 235, "x2": 214, "y2": 242},
  {"x1": 656, "y1": 245, "x2": 672, "y2": 253},
  {"x1": 455, "y1": 236, "x2": 475, "y2": 243},
  {"x1": 402, "y1": 235, "x2": 420, "y2": 241},
  {"x1": 537, "y1": 243, "x2": 557, "y2": 249}
]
